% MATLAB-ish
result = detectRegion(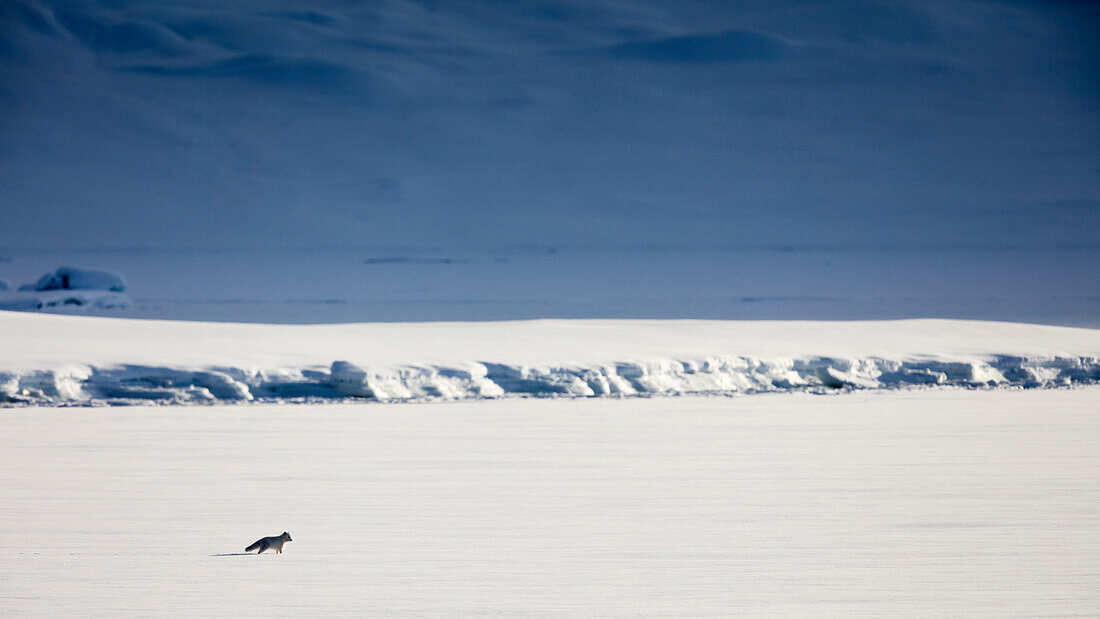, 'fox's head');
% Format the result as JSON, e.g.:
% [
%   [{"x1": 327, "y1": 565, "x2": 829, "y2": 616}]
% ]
[{"x1": 283, "y1": 532, "x2": 292, "y2": 541}]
